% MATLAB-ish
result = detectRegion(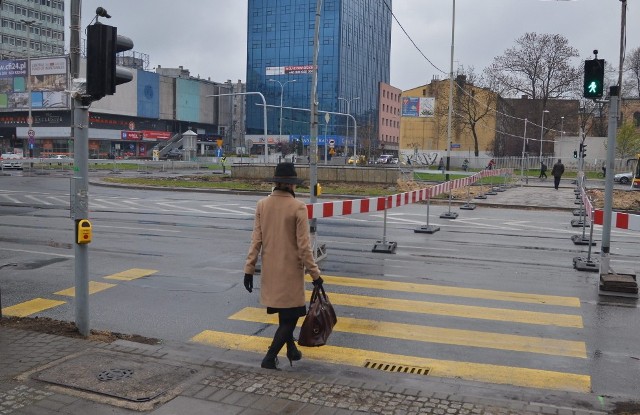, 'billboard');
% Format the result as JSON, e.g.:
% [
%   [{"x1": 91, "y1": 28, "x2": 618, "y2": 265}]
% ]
[
  {"x1": 401, "y1": 97, "x2": 435, "y2": 117},
  {"x1": 266, "y1": 65, "x2": 316, "y2": 76},
  {"x1": 0, "y1": 57, "x2": 69, "y2": 110}
]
